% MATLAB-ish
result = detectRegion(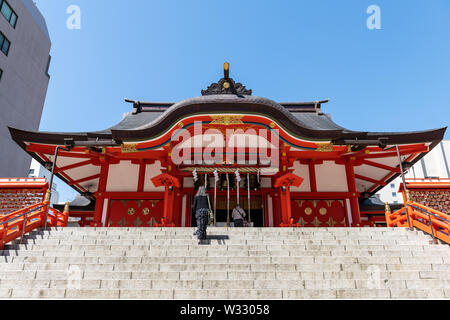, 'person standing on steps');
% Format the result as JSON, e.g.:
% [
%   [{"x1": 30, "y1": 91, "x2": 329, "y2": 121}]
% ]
[
  {"x1": 192, "y1": 186, "x2": 212, "y2": 240},
  {"x1": 232, "y1": 204, "x2": 246, "y2": 227}
]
